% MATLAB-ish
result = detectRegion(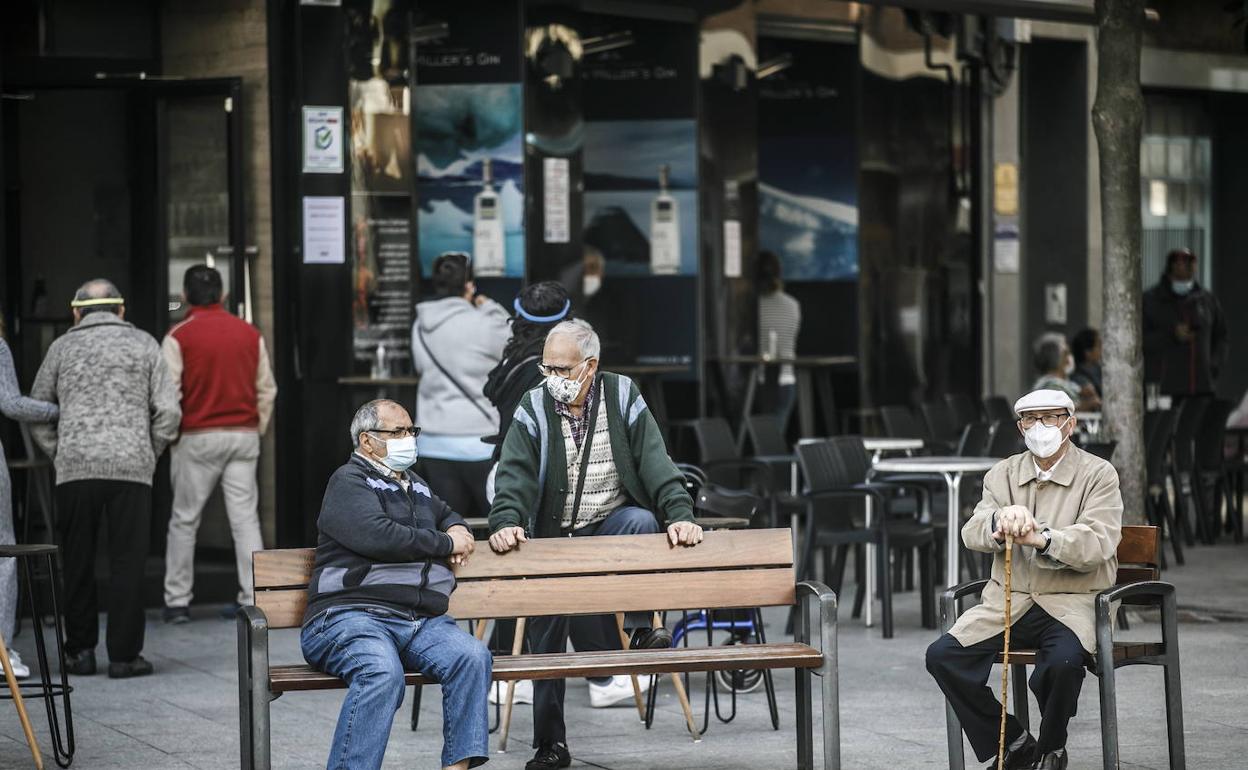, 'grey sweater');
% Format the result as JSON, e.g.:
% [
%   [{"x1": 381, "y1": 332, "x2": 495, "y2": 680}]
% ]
[{"x1": 31, "y1": 313, "x2": 181, "y2": 486}]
